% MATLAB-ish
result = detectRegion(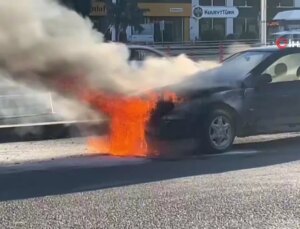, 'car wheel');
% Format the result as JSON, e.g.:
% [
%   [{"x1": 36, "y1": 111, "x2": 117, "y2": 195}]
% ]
[{"x1": 201, "y1": 109, "x2": 236, "y2": 154}]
